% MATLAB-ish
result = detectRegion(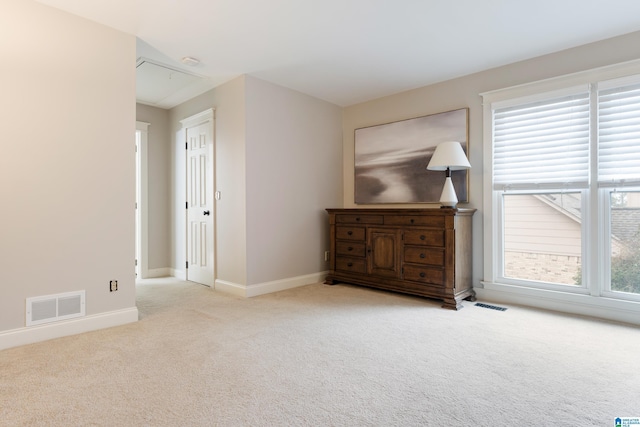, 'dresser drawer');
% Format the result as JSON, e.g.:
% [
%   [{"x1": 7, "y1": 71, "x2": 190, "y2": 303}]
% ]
[
  {"x1": 404, "y1": 246, "x2": 445, "y2": 266},
  {"x1": 336, "y1": 257, "x2": 367, "y2": 274},
  {"x1": 403, "y1": 265, "x2": 444, "y2": 285},
  {"x1": 404, "y1": 229, "x2": 445, "y2": 247},
  {"x1": 336, "y1": 214, "x2": 384, "y2": 225},
  {"x1": 336, "y1": 226, "x2": 365, "y2": 241},
  {"x1": 384, "y1": 215, "x2": 445, "y2": 227},
  {"x1": 336, "y1": 241, "x2": 366, "y2": 257}
]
